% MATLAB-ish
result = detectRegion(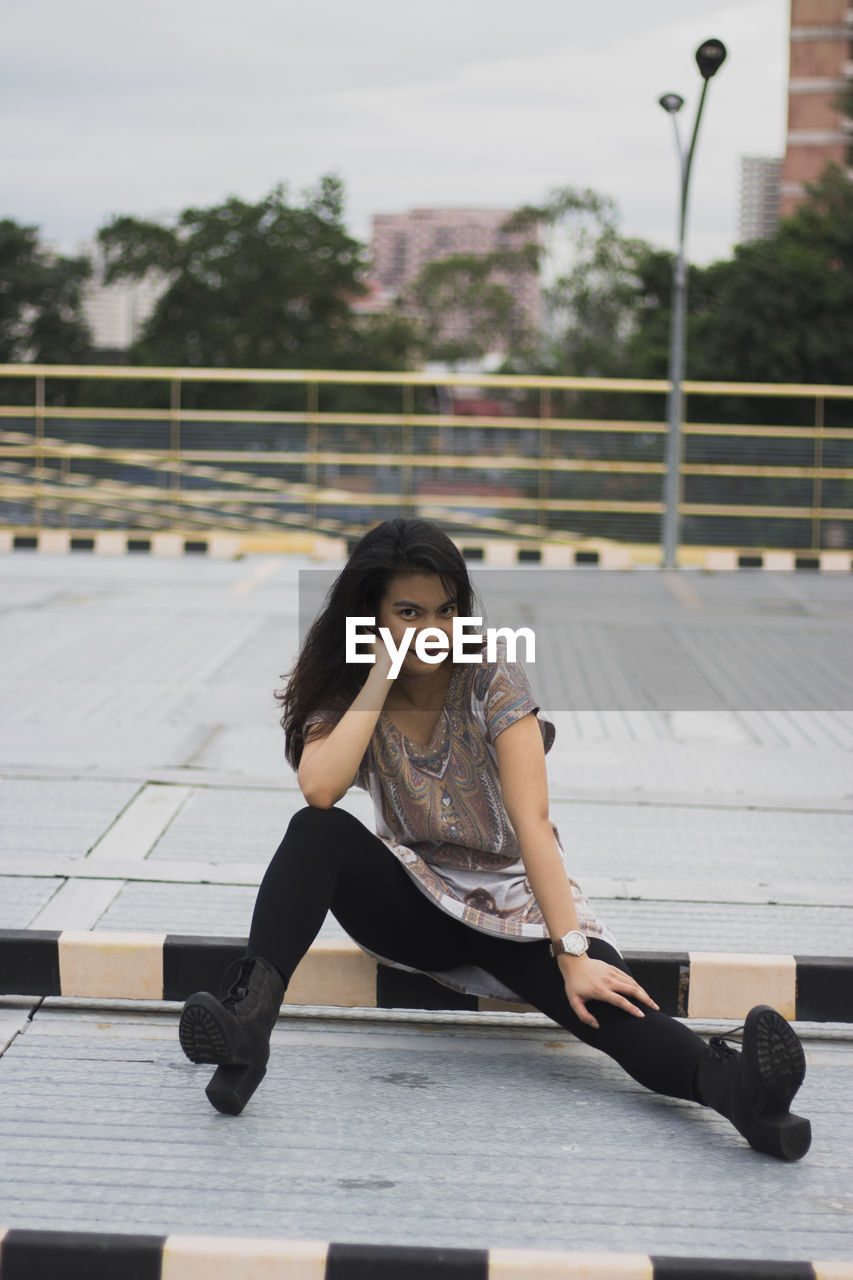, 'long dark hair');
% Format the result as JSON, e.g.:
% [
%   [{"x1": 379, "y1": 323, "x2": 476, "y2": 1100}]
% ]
[{"x1": 279, "y1": 518, "x2": 478, "y2": 768}]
